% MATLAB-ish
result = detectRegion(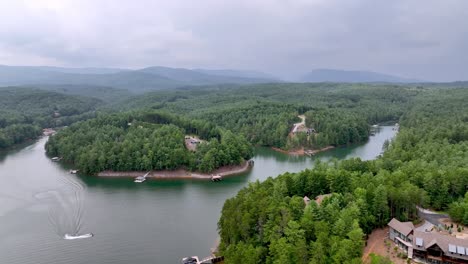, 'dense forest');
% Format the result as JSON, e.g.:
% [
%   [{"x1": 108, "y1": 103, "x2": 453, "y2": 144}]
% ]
[
  {"x1": 217, "y1": 88, "x2": 468, "y2": 264},
  {"x1": 46, "y1": 111, "x2": 253, "y2": 174},
  {"x1": 0, "y1": 87, "x2": 101, "y2": 149},
  {"x1": 109, "y1": 83, "x2": 420, "y2": 150}
]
